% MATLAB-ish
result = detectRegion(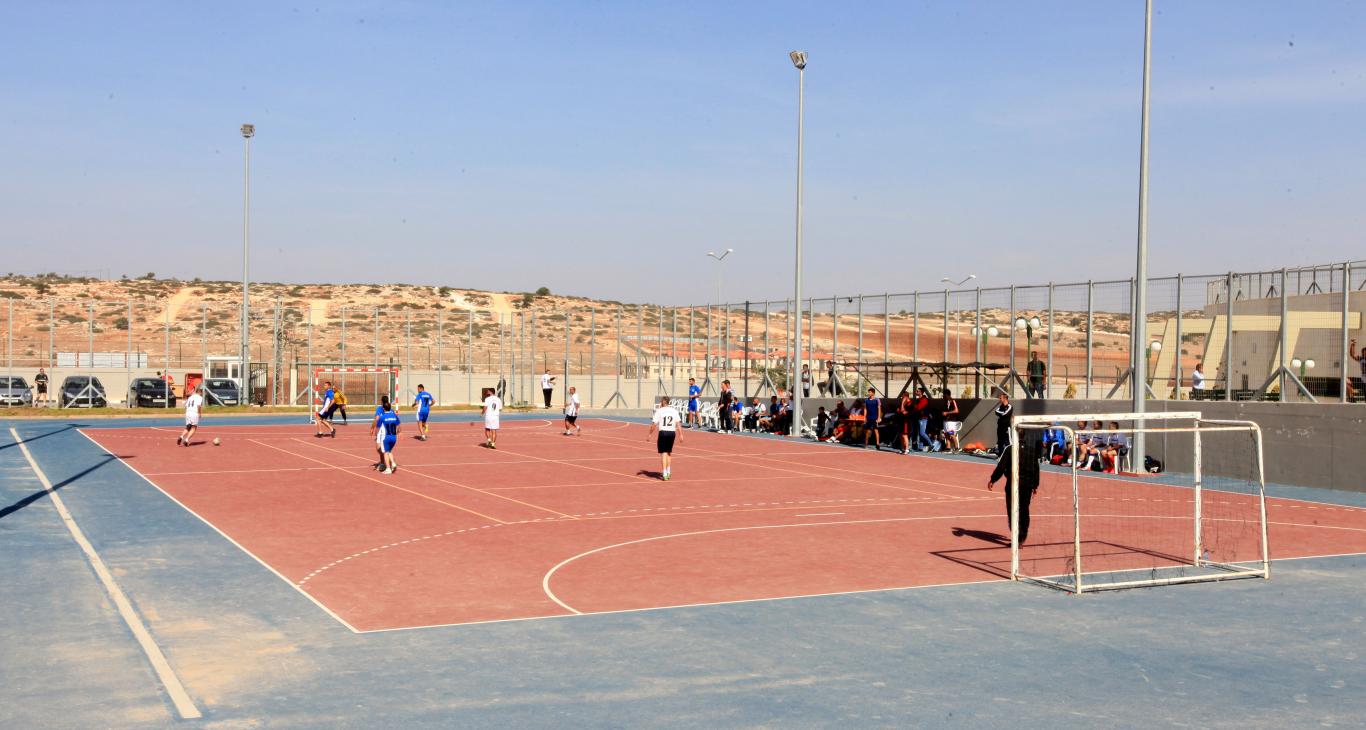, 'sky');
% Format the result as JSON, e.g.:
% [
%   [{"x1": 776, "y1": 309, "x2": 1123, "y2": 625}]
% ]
[{"x1": 2, "y1": 1, "x2": 1364, "y2": 304}]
